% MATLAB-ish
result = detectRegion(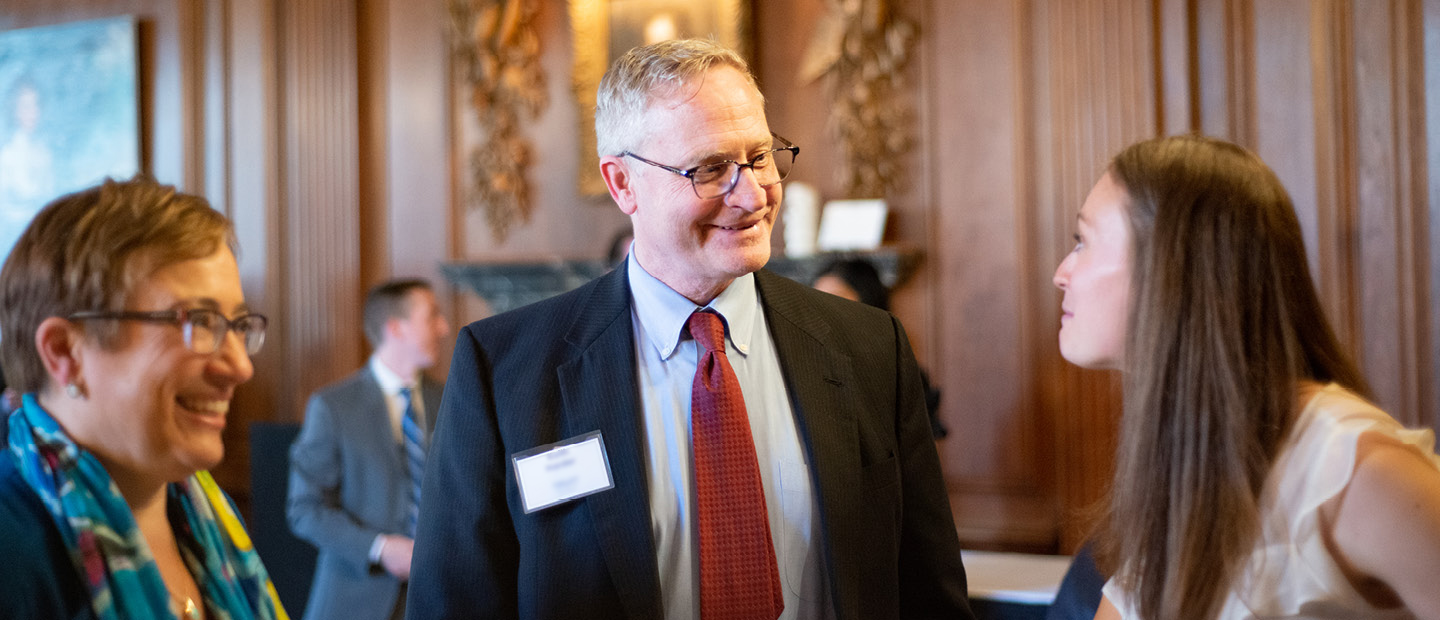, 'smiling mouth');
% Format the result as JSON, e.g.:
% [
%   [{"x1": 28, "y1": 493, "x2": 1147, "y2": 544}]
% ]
[
  {"x1": 715, "y1": 221, "x2": 760, "y2": 231},
  {"x1": 177, "y1": 397, "x2": 229, "y2": 417}
]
